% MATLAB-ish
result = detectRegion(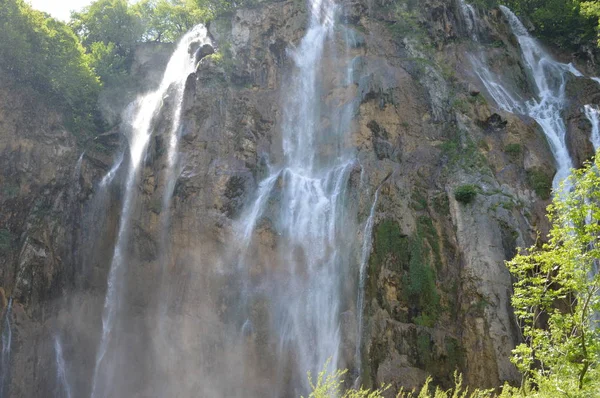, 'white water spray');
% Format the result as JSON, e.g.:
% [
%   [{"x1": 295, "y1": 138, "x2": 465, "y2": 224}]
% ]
[
  {"x1": 233, "y1": 0, "x2": 359, "y2": 390},
  {"x1": 54, "y1": 336, "x2": 72, "y2": 398},
  {"x1": 0, "y1": 298, "x2": 12, "y2": 398},
  {"x1": 584, "y1": 105, "x2": 600, "y2": 151},
  {"x1": 90, "y1": 24, "x2": 208, "y2": 398},
  {"x1": 467, "y1": 5, "x2": 581, "y2": 191},
  {"x1": 499, "y1": 6, "x2": 583, "y2": 190}
]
